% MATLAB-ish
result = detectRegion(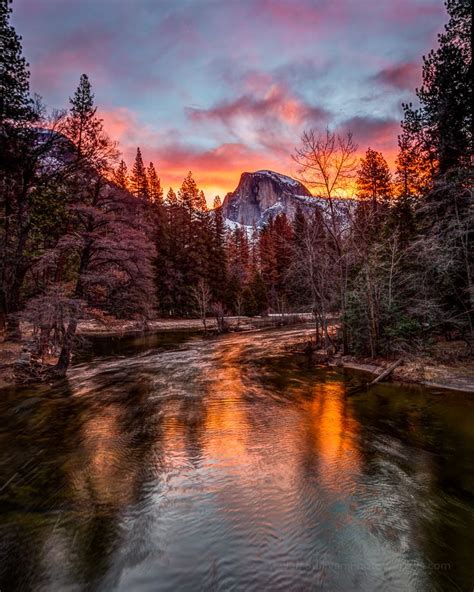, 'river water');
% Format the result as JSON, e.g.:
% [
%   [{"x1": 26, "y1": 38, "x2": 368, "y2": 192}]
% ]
[{"x1": 0, "y1": 327, "x2": 473, "y2": 592}]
